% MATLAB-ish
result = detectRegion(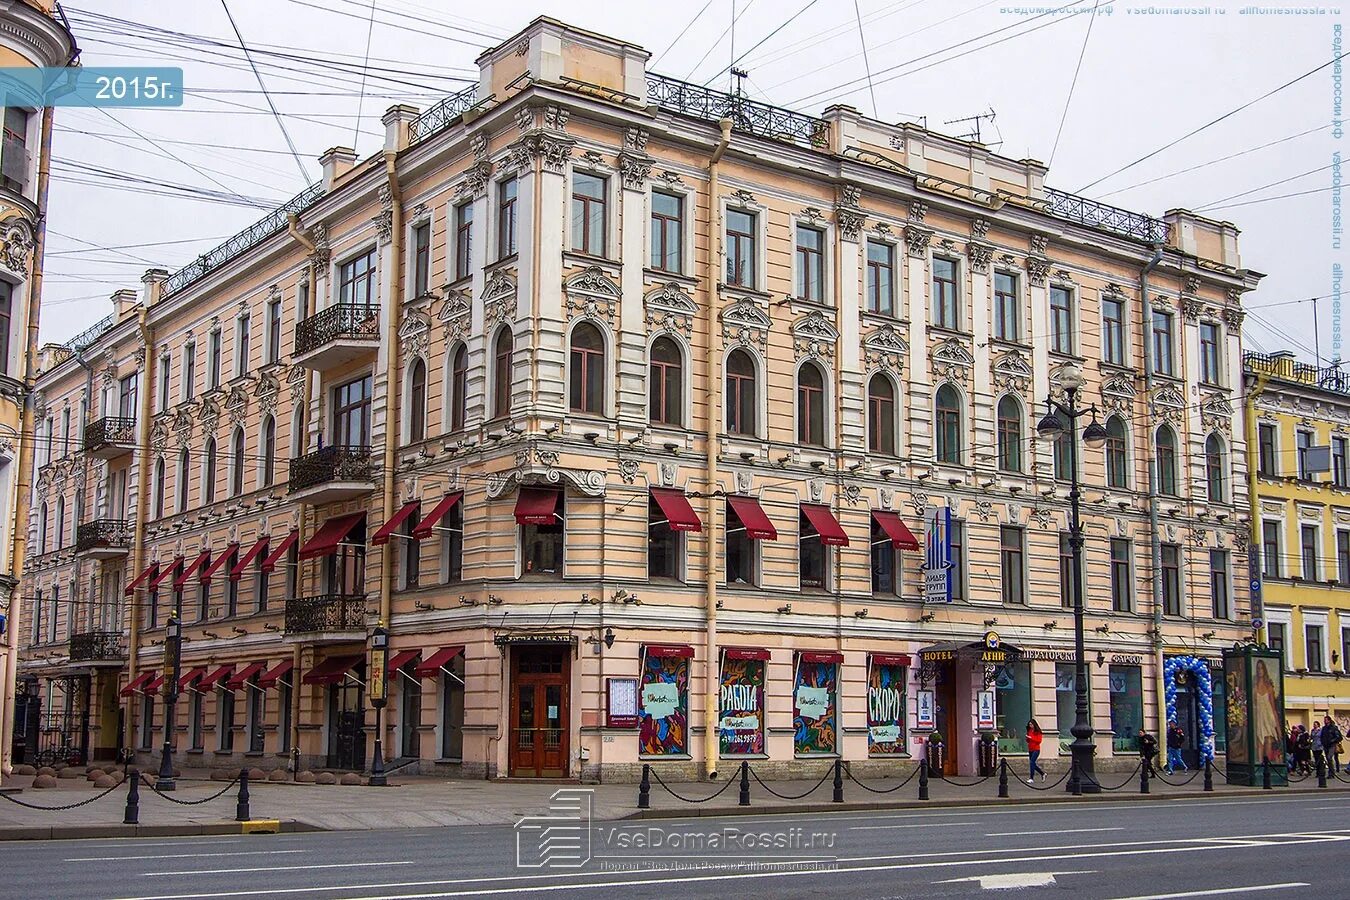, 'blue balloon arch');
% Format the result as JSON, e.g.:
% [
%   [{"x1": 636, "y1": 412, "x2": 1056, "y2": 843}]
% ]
[{"x1": 1163, "y1": 655, "x2": 1215, "y2": 763}]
